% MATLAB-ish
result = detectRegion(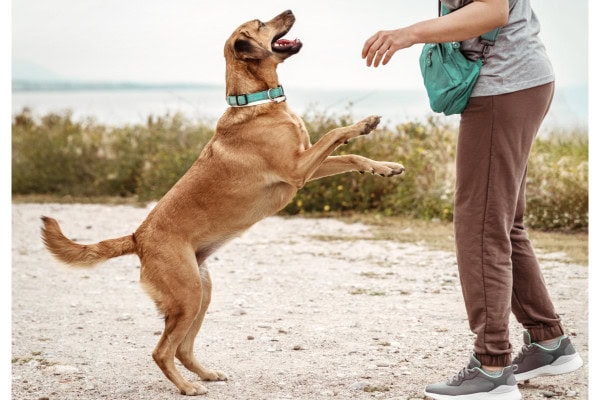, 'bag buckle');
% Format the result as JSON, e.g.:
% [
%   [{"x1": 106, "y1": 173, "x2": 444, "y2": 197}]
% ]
[{"x1": 480, "y1": 39, "x2": 495, "y2": 64}]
